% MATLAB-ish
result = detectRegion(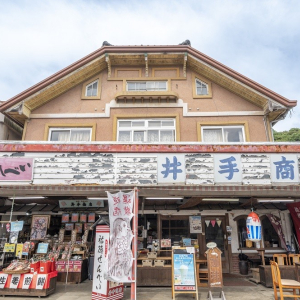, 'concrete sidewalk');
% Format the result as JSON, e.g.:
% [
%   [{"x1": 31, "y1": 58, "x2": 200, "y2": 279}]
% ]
[{"x1": 0, "y1": 280, "x2": 278, "y2": 300}]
